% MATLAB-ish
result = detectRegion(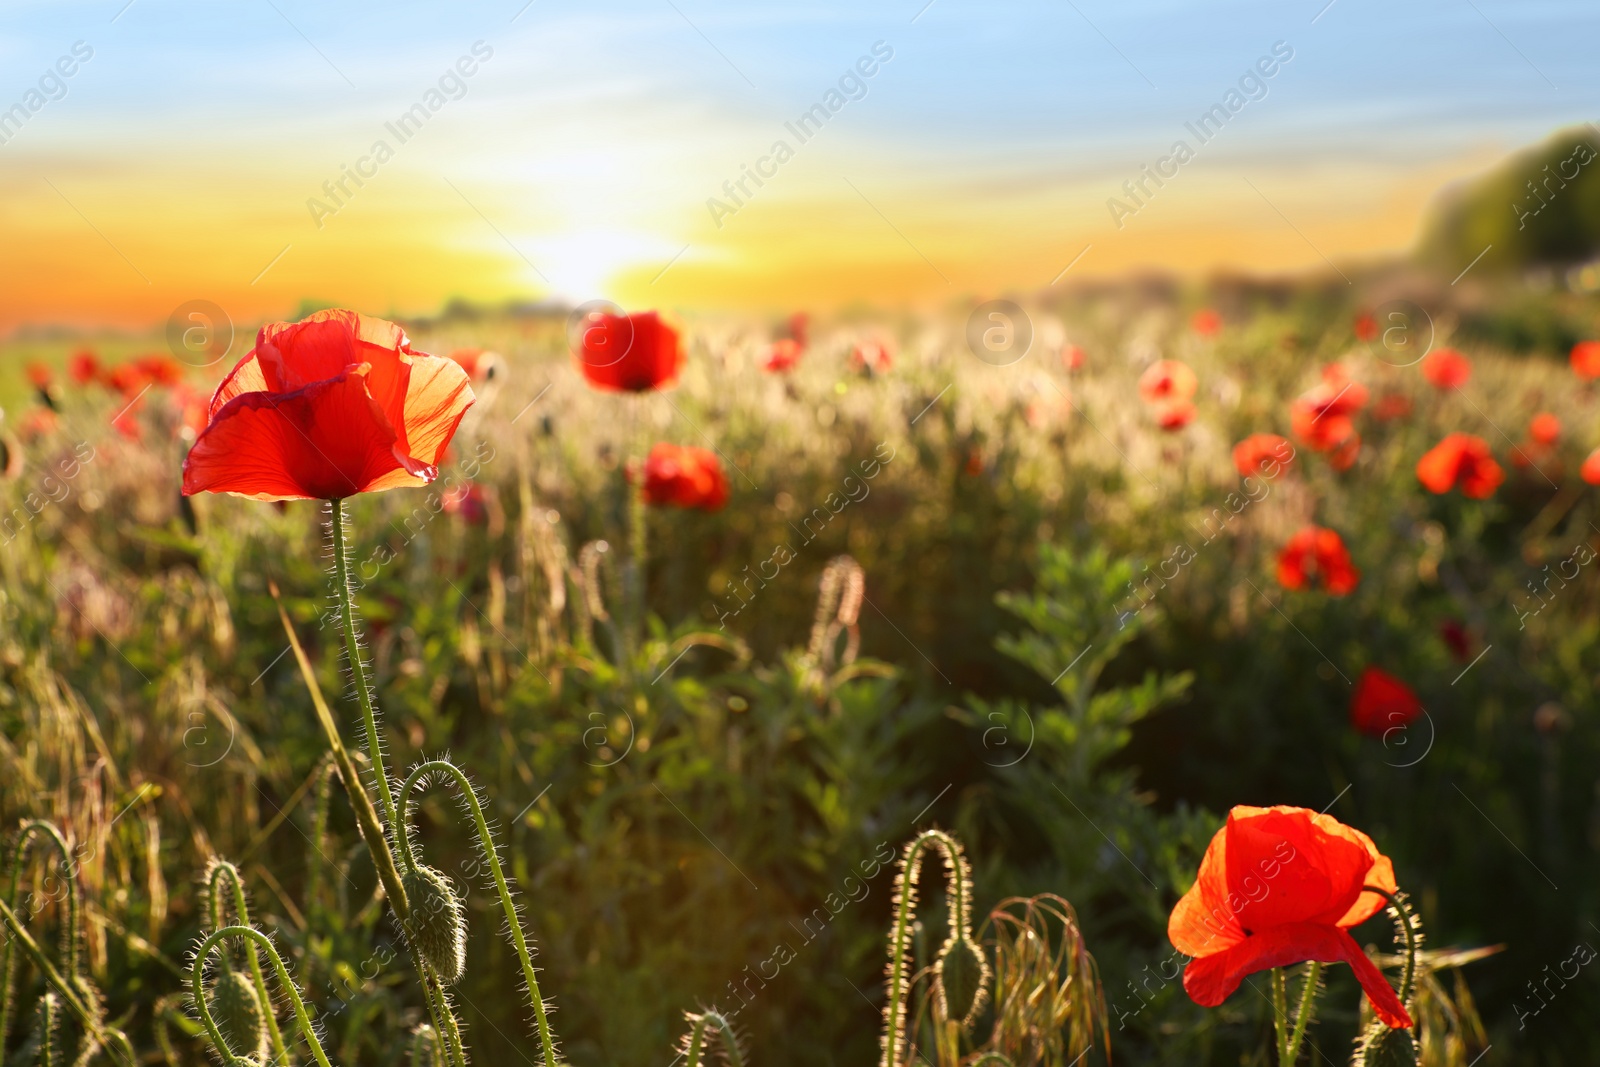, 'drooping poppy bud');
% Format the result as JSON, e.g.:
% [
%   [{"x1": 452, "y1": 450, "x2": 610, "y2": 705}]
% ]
[{"x1": 403, "y1": 865, "x2": 467, "y2": 985}]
